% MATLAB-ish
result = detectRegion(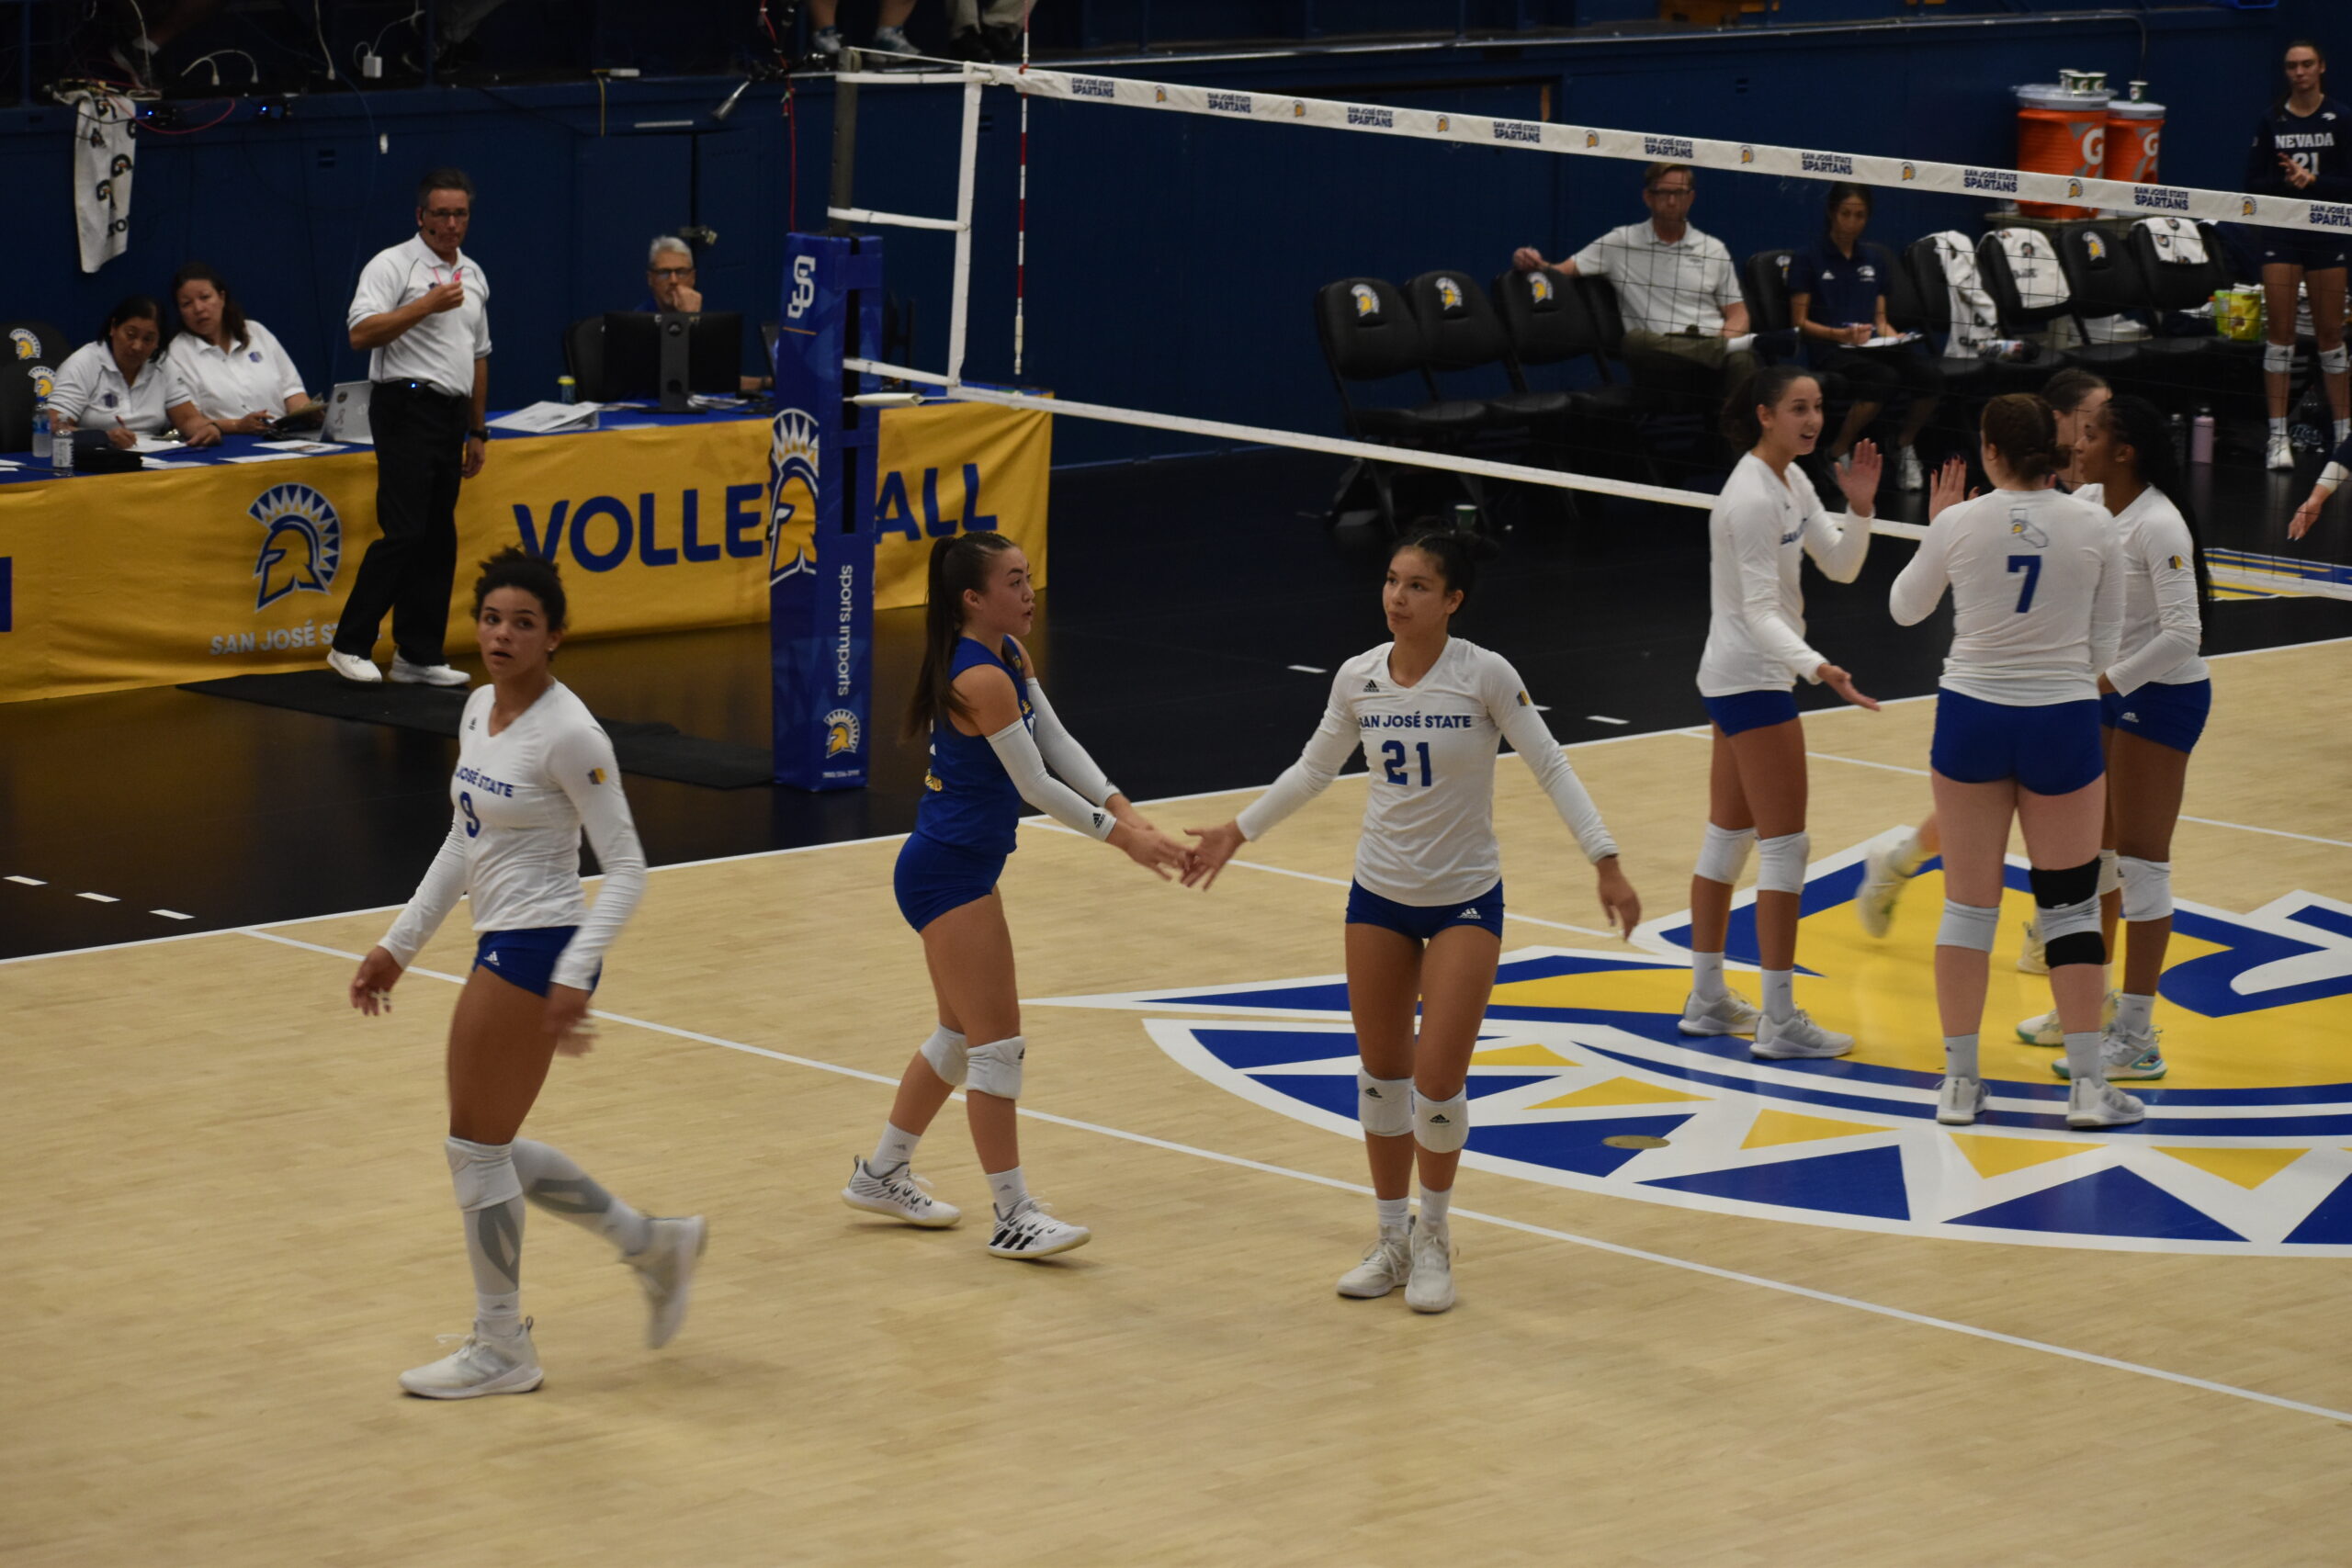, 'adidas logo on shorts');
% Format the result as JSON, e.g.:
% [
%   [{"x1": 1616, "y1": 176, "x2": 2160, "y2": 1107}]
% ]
[
  {"x1": 485, "y1": 953, "x2": 501, "y2": 965},
  {"x1": 1458, "y1": 907, "x2": 1481, "y2": 919}
]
